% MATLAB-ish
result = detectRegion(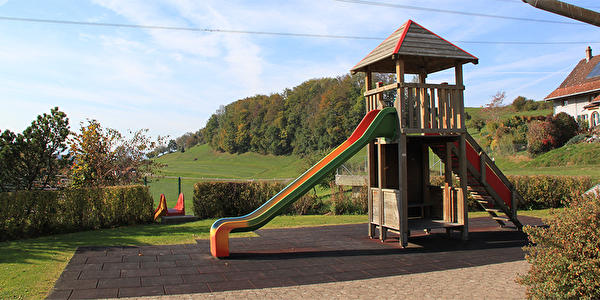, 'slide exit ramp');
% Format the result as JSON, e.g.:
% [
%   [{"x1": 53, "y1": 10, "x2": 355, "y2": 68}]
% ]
[{"x1": 210, "y1": 108, "x2": 398, "y2": 258}]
